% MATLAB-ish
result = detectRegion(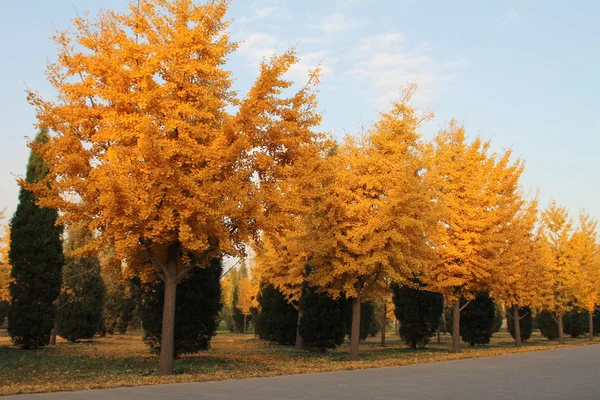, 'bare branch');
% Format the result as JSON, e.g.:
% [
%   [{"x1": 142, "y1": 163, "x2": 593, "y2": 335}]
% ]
[
  {"x1": 459, "y1": 299, "x2": 472, "y2": 312},
  {"x1": 176, "y1": 251, "x2": 210, "y2": 282},
  {"x1": 220, "y1": 258, "x2": 242, "y2": 279}
]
